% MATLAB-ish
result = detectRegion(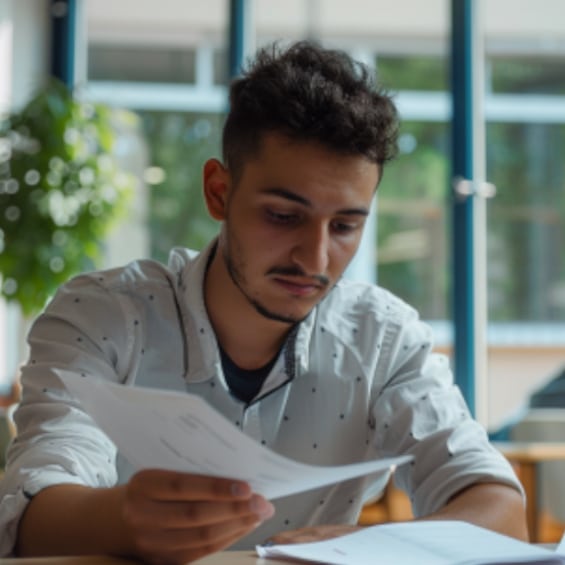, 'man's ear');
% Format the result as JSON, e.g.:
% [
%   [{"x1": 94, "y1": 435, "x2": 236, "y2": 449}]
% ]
[{"x1": 203, "y1": 158, "x2": 231, "y2": 221}]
